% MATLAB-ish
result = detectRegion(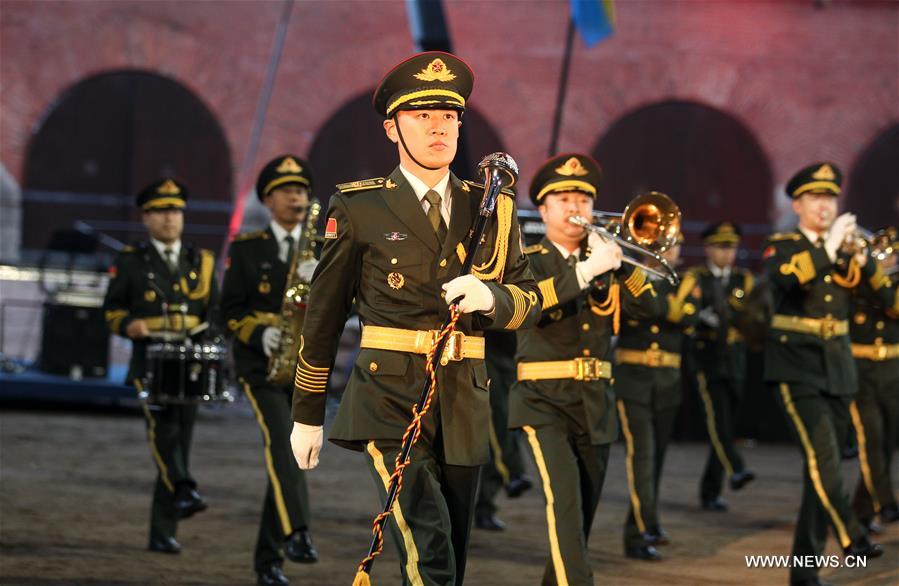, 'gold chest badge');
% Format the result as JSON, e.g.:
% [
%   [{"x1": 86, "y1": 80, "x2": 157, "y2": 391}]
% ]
[
  {"x1": 387, "y1": 272, "x2": 405, "y2": 290},
  {"x1": 854, "y1": 312, "x2": 867, "y2": 325},
  {"x1": 144, "y1": 290, "x2": 156, "y2": 302},
  {"x1": 258, "y1": 281, "x2": 271, "y2": 294}
]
